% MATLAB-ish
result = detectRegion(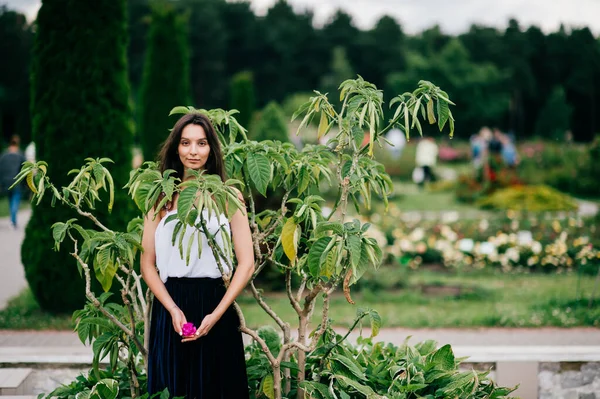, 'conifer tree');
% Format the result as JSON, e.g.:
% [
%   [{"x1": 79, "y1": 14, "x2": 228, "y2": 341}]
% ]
[
  {"x1": 229, "y1": 71, "x2": 256, "y2": 130},
  {"x1": 139, "y1": 2, "x2": 191, "y2": 161},
  {"x1": 23, "y1": 0, "x2": 134, "y2": 312}
]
